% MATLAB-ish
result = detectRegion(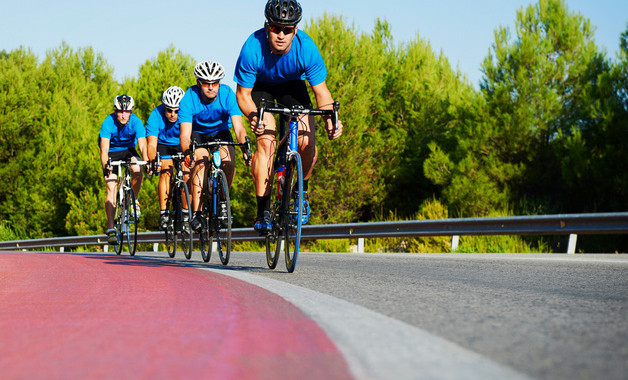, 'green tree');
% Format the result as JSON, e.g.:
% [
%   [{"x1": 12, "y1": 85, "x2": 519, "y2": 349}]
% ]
[
  {"x1": 425, "y1": 0, "x2": 614, "y2": 217},
  {"x1": 0, "y1": 43, "x2": 118, "y2": 237}
]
